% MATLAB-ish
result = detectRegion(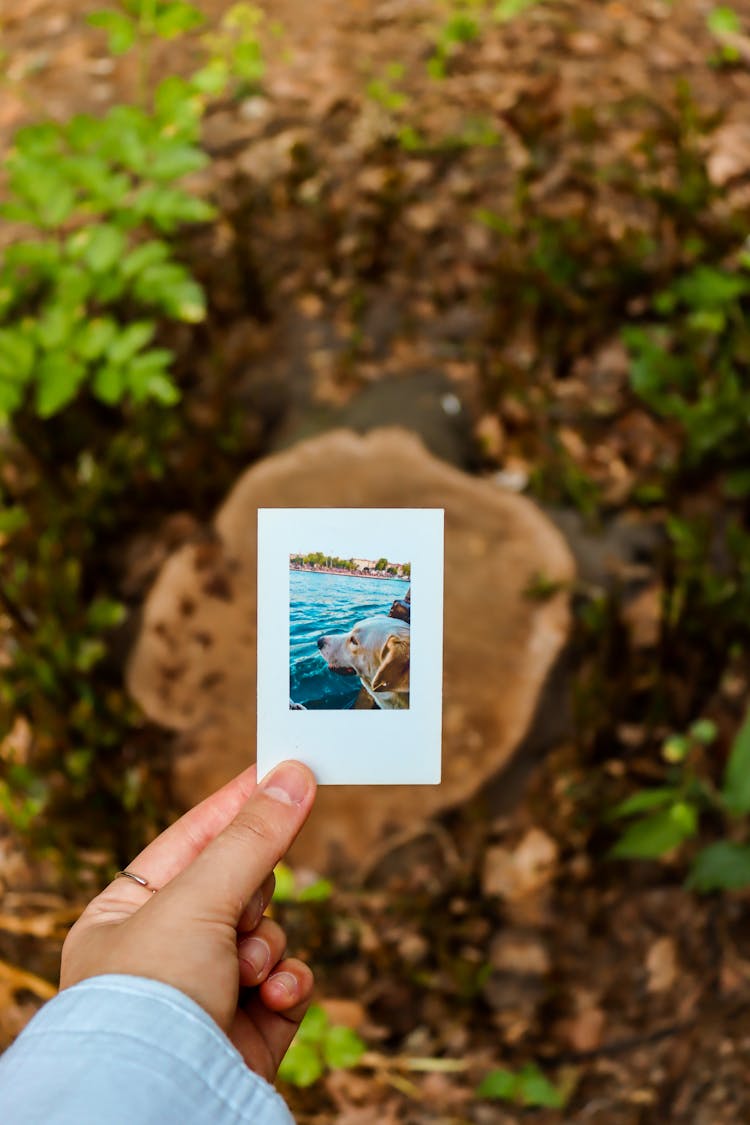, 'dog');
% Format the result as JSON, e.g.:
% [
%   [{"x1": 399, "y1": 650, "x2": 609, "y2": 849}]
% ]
[{"x1": 317, "y1": 616, "x2": 410, "y2": 709}]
